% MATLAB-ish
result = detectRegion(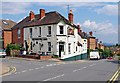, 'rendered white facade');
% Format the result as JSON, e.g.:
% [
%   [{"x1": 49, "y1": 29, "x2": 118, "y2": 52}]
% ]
[{"x1": 24, "y1": 20, "x2": 87, "y2": 59}]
